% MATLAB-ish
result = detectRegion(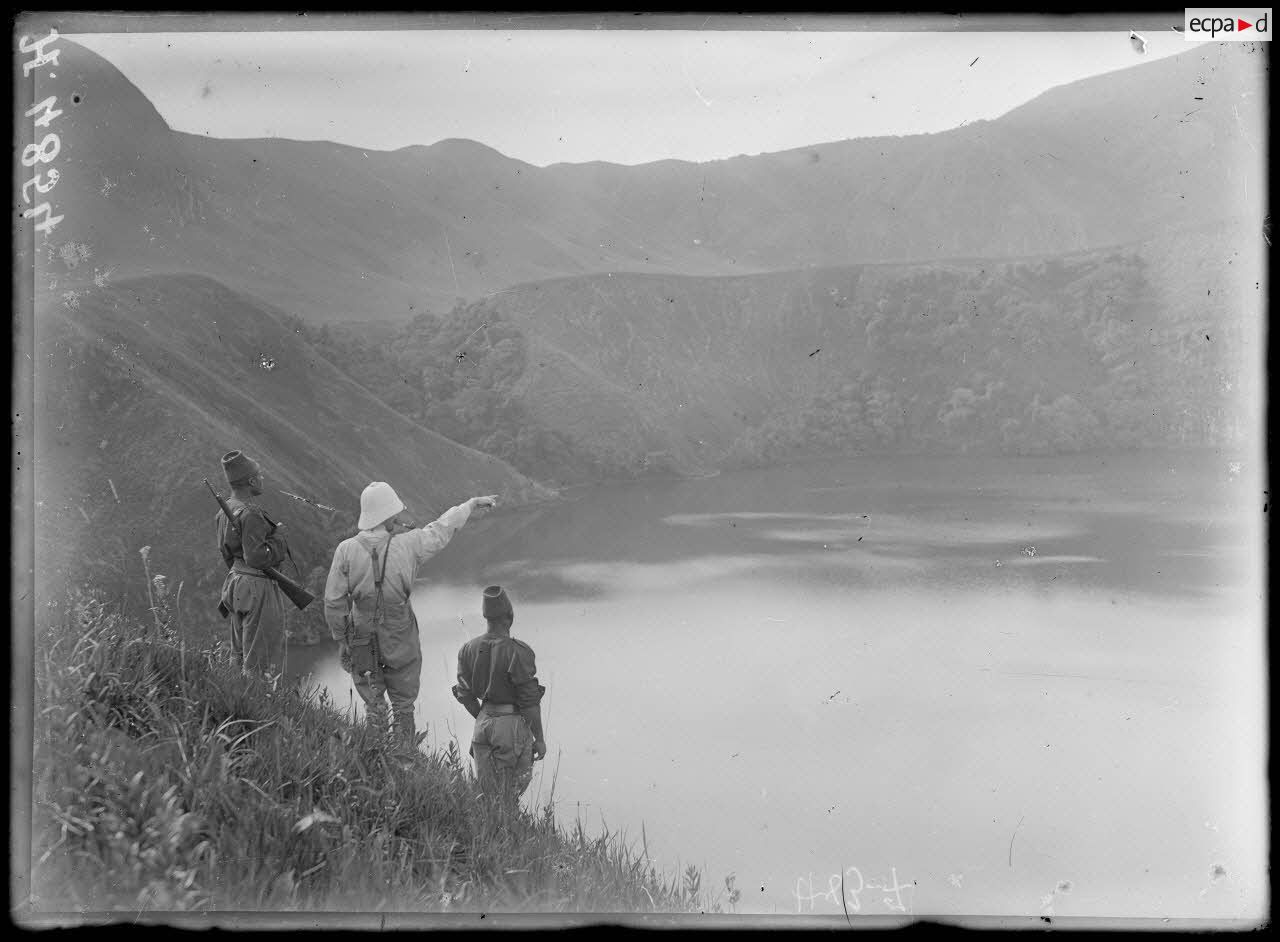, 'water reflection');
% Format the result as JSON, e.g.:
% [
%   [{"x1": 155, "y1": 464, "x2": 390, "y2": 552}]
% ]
[{"x1": 292, "y1": 452, "x2": 1264, "y2": 919}]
